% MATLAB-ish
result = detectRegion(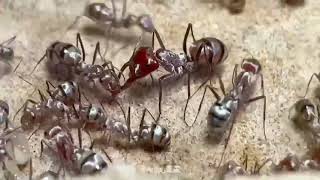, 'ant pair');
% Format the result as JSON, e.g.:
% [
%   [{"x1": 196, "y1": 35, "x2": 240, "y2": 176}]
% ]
[{"x1": 119, "y1": 23, "x2": 228, "y2": 121}]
